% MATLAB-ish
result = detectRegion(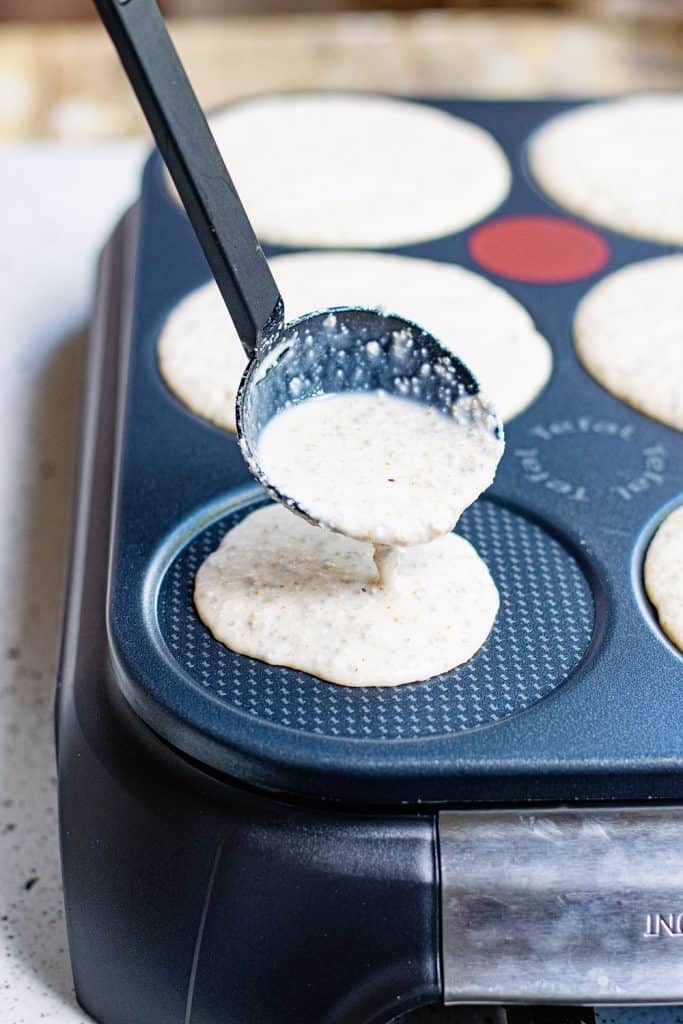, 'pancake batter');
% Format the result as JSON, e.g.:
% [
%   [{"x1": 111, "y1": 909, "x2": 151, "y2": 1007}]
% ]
[
  {"x1": 194, "y1": 503, "x2": 499, "y2": 687},
  {"x1": 574, "y1": 255, "x2": 683, "y2": 431},
  {"x1": 645, "y1": 506, "x2": 683, "y2": 654},
  {"x1": 168, "y1": 92, "x2": 511, "y2": 247},
  {"x1": 255, "y1": 390, "x2": 503, "y2": 547},
  {"x1": 529, "y1": 95, "x2": 683, "y2": 245},
  {"x1": 158, "y1": 251, "x2": 551, "y2": 431}
]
